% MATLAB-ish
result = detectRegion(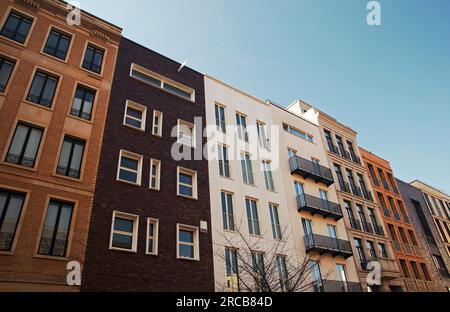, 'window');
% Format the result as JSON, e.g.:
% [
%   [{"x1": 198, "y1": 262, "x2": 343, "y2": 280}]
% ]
[
  {"x1": 178, "y1": 120, "x2": 195, "y2": 147},
  {"x1": 276, "y1": 255, "x2": 288, "y2": 291},
  {"x1": 56, "y1": 136, "x2": 85, "y2": 179},
  {"x1": 215, "y1": 104, "x2": 226, "y2": 133},
  {"x1": 366, "y1": 241, "x2": 377, "y2": 259},
  {"x1": 130, "y1": 64, "x2": 194, "y2": 101},
  {"x1": 399, "y1": 259, "x2": 410, "y2": 278},
  {"x1": 335, "y1": 135, "x2": 346, "y2": 157},
  {"x1": 123, "y1": 100, "x2": 146, "y2": 131},
  {"x1": 0, "y1": 11, "x2": 32, "y2": 44},
  {"x1": 310, "y1": 261, "x2": 322, "y2": 284},
  {"x1": 43, "y1": 28, "x2": 71, "y2": 60},
  {"x1": 324, "y1": 129, "x2": 335, "y2": 152},
  {"x1": 26, "y1": 70, "x2": 59, "y2": 107},
  {"x1": 387, "y1": 196, "x2": 400, "y2": 221},
  {"x1": 269, "y1": 204, "x2": 282, "y2": 240},
  {"x1": 82, "y1": 44, "x2": 104, "y2": 74},
  {"x1": 0, "y1": 190, "x2": 25, "y2": 252},
  {"x1": 262, "y1": 160, "x2": 275, "y2": 191},
  {"x1": 152, "y1": 110, "x2": 163, "y2": 137},
  {"x1": 146, "y1": 218, "x2": 159, "y2": 255},
  {"x1": 287, "y1": 148, "x2": 297, "y2": 159},
  {"x1": 420, "y1": 263, "x2": 431, "y2": 281},
  {"x1": 294, "y1": 181, "x2": 305, "y2": 197},
  {"x1": 177, "y1": 167, "x2": 197, "y2": 199},
  {"x1": 283, "y1": 123, "x2": 313, "y2": 143},
  {"x1": 0, "y1": 57, "x2": 15, "y2": 93},
  {"x1": 225, "y1": 247, "x2": 239, "y2": 291},
  {"x1": 235, "y1": 113, "x2": 248, "y2": 142},
  {"x1": 240, "y1": 152, "x2": 254, "y2": 185},
  {"x1": 218, "y1": 144, "x2": 230, "y2": 178},
  {"x1": 149, "y1": 159, "x2": 161, "y2": 190},
  {"x1": 336, "y1": 264, "x2": 348, "y2": 283},
  {"x1": 378, "y1": 243, "x2": 388, "y2": 258},
  {"x1": 6, "y1": 123, "x2": 43, "y2": 168},
  {"x1": 354, "y1": 238, "x2": 367, "y2": 267},
  {"x1": 177, "y1": 224, "x2": 199, "y2": 260},
  {"x1": 246, "y1": 198, "x2": 260, "y2": 236},
  {"x1": 221, "y1": 191, "x2": 234, "y2": 231},
  {"x1": 117, "y1": 150, "x2": 143, "y2": 185},
  {"x1": 38, "y1": 200, "x2": 74, "y2": 257},
  {"x1": 257, "y1": 121, "x2": 269, "y2": 149},
  {"x1": 251, "y1": 251, "x2": 266, "y2": 290},
  {"x1": 70, "y1": 85, "x2": 96, "y2": 121},
  {"x1": 110, "y1": 211, "x2": 138, "y2": 252},
  {"x1": 410, "y1": 261, "x2": 422, "y2": 280},
  {"x1": 378, "y1": 192, "x2": 390, "y2": 218}
]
